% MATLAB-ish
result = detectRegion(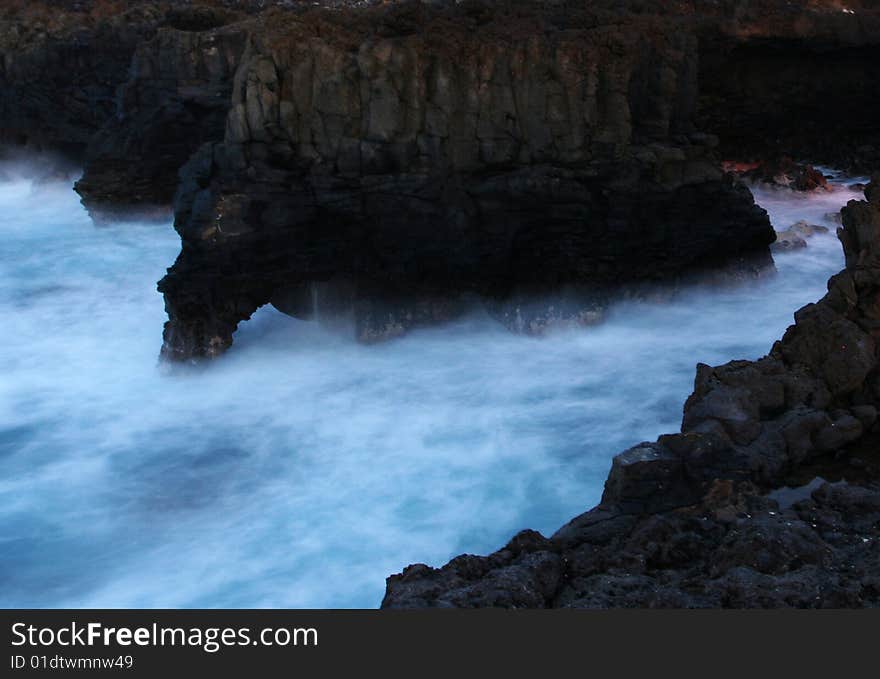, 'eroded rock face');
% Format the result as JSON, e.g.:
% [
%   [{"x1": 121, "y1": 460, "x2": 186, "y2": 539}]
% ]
[
  {"x1": 3, "y1": 0, "x2": 879, "y2": 610},
  {"x1": 382, "y1": 179, "x2": 880, "y2": 608},
  {"x1": 0, "y1": 2, "x2": 166, "y2": 154},
  {"x1": 5, "y1": 2, "x2": 878, "y2": 359},
  {"x1": 153, "y1": 1, "x2": 880, "y2": 358},
  {"x1": 158, "y1": 3, "x2": 776, "y2": 359},
  {"x1": 696, "y1": 1, "x2": 880, "y2": 172},
  {"x1": 0, "y1": 1, "x2": 250, "y2": 214},
  {"x1": 73, "y1": 18, "x2": 249, "y2": 220}
]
